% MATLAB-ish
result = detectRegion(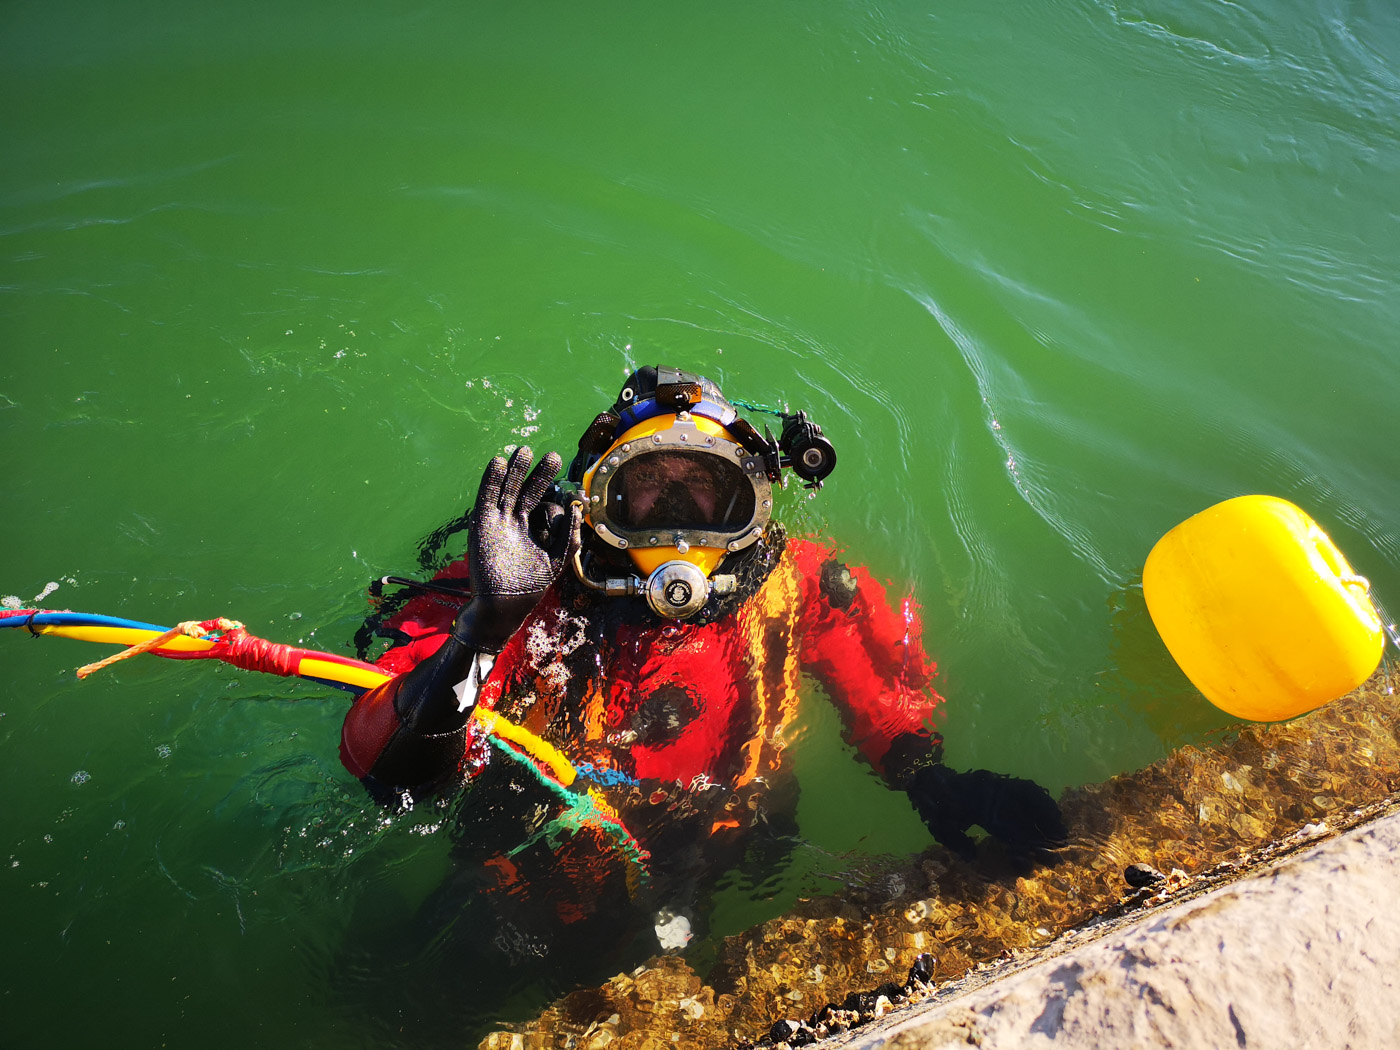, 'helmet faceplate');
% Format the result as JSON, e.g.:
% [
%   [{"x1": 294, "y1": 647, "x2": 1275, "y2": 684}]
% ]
[{"x1": 582, "y1": 412, "x2": 773, "y2": 579}]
